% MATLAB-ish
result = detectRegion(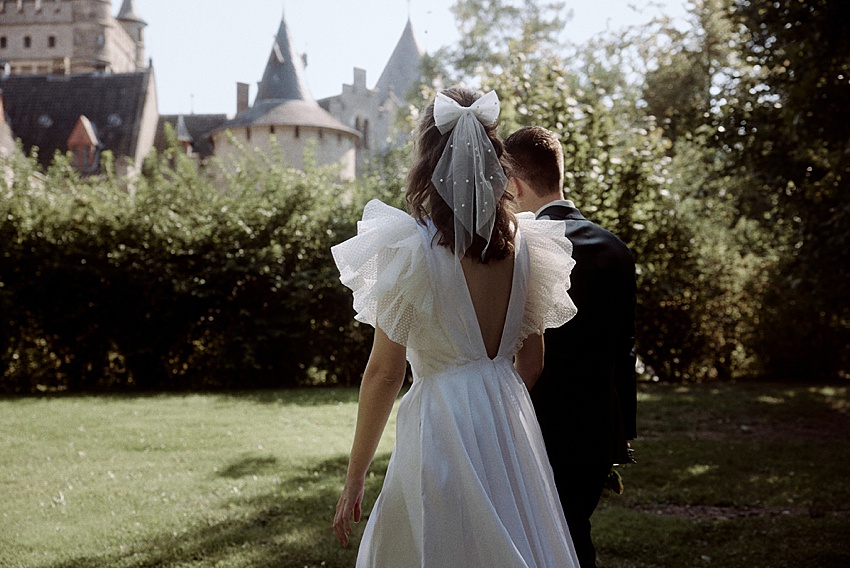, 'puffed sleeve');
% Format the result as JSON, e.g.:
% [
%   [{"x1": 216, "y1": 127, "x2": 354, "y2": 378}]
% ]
[
  {"x1": 516, "y1": 213, "x2": 578, "y2": 341},
  {"x1": 330, "y1": 199, "x2": 433, "y2": 346}
]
